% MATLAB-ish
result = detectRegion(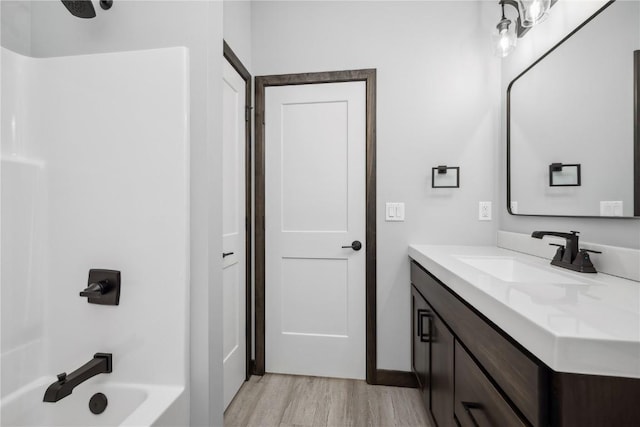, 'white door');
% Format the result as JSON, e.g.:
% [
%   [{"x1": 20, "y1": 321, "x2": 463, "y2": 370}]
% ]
[
  {"x1": 265, "y1": 81, "x2": 366, "y2": 379},
  {"x1": 222, "y1": 59, "x2": 246, "y2": 409}
]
